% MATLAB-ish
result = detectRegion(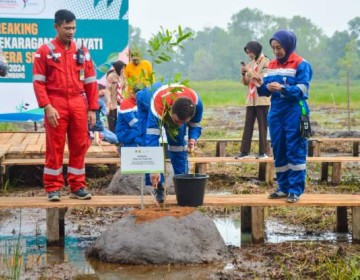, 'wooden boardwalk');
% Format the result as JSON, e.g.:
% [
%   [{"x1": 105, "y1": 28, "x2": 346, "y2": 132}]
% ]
[
  {"x1": 0, "y1": 132, "x2": 118, "y2": 160},
  {"x1": 1, "y1": 194, "x2": 359, "y2": 245},
  {"x1": 1, "y1": 132, "x2": 360, "y2": 186},
  {"x1": 0, "y1": 194, "x2": 359, "y2": 209}
]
